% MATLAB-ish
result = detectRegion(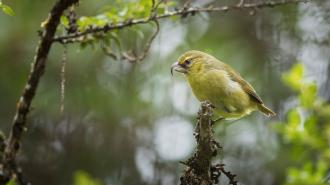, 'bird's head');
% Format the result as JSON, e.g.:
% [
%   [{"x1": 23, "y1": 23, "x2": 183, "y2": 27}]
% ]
[{"x1": 171, "y1": 50, "x2": 212, "y2": 76}]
